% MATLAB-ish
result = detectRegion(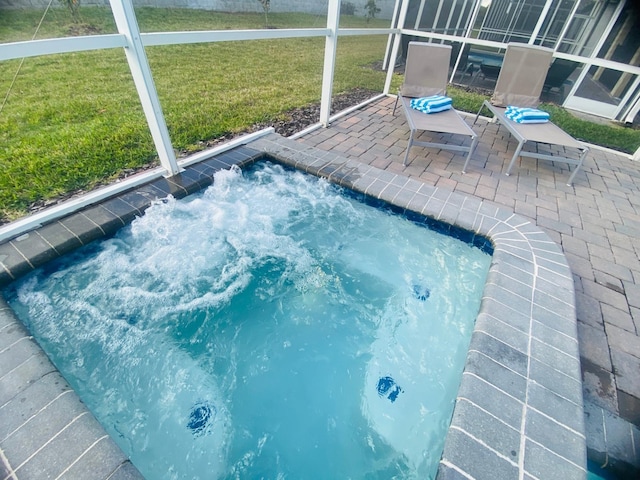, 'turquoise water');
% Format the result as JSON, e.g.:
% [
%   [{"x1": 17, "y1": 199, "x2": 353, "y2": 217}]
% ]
[
  {"x1": 5, "y1": 163, "x2": 491, "y2": 480},
  {"x1": 587, "y1": 460, "x2": 619, "y2": 480}
]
